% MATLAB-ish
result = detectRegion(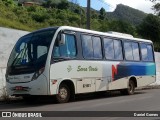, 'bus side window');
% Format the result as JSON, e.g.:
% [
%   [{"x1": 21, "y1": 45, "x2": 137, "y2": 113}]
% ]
[
  {"x1": 132, "y1": 42, "x2": 140, "y2": 61},
  {"x1": 104, "y1": 38, "x2": 123, "y2": 60},
  {"x1": 114, "y1": 40, "x2": 123, "y2": 60},
  {"x1": 82, "y1": 35, "x2": 93, "y2": 59},
  {"x1": 124, "y1": 41, "x2": 134, "y2": 61},
  {"x1": 52, "y1": 34, "x2": 76, "y2": 58},
  {"x1": 81, "y1": 35, "x2": 102, "y2": 59},
  {"x1": 140, "y1": 43, "x2": 154, "y2": 61},
  {"x1": 104, "y1": 38, "x2": 114, "y2": 60},
  {"x1": 92, "y1": 36, "x2": 102, "y2": 59},
  {"x1": 147, "y1": 44, "x2": 154, "y2": 61}
]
